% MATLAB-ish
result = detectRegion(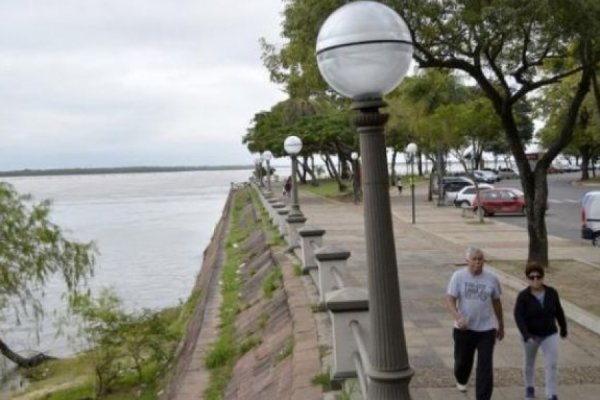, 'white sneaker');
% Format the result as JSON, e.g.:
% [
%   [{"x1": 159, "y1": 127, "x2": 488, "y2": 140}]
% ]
[{"x1": 456, "y1": 382, "x2": 467, "y2": 392}]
